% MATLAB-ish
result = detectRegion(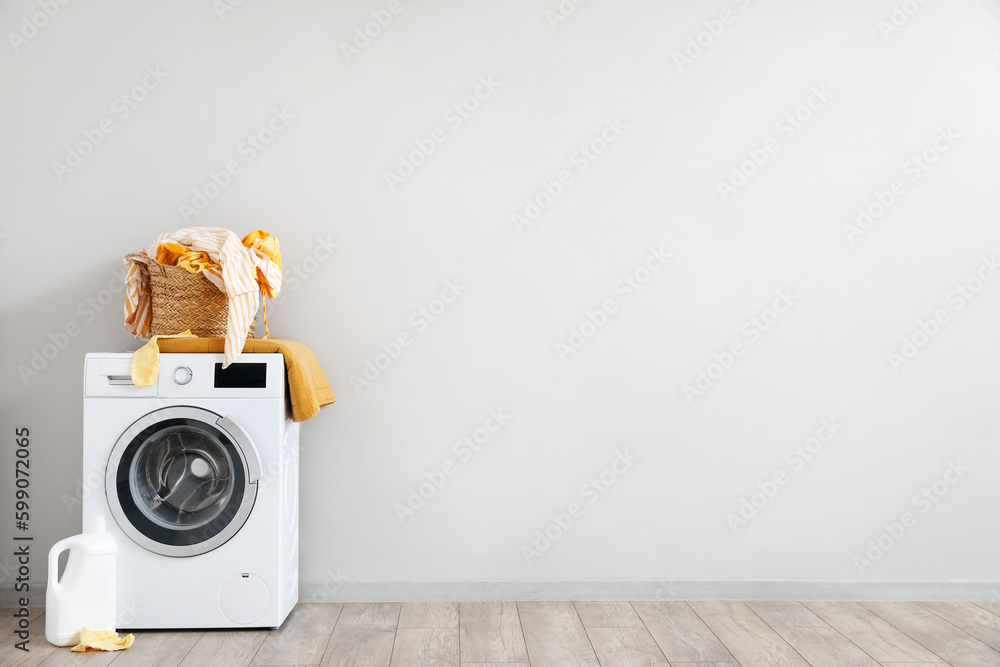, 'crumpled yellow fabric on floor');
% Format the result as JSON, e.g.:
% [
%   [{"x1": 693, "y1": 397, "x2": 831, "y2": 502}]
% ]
[
  {"x1": 124, "y1": 227, "x2": 282, "y2": 367},
  {"x1": 71, "y1": 627, "x2": 135, "y2": 652},
  {"x1": 131, "y1": 330, "x2": 196, "y2": 387}
]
